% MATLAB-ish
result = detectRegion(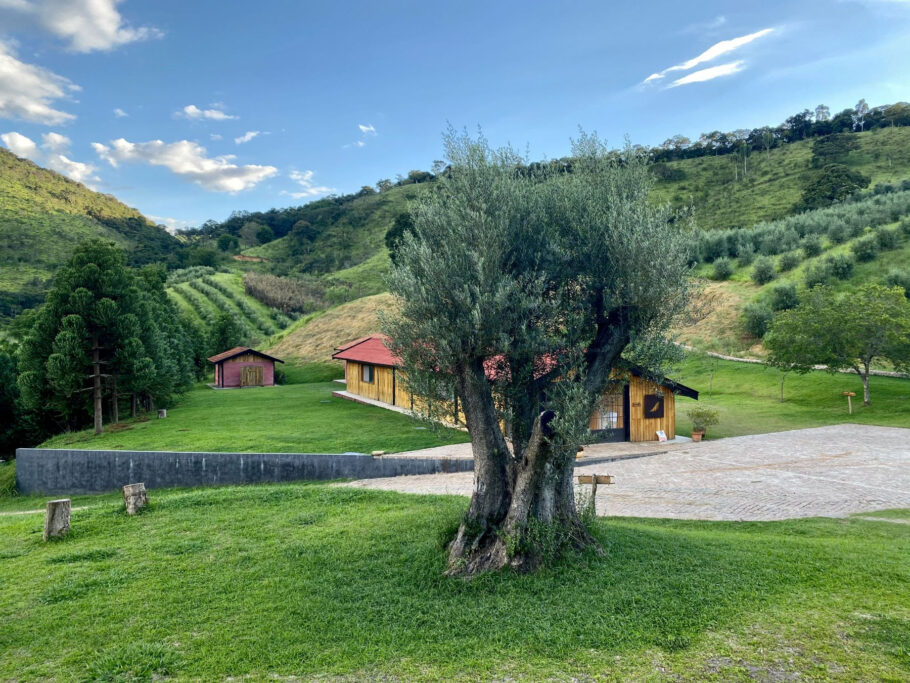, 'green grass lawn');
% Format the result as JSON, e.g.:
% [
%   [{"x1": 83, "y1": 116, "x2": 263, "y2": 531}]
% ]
[
  {"x1": 673, "y1": 356, "x2": 910, "y2": 439},
  {"x1": 0, "y1": 482, "x2": 907, "y2": 680},
  {"x1": 38, "y1": 379, "x2": 468, "y2": 454}
]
